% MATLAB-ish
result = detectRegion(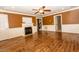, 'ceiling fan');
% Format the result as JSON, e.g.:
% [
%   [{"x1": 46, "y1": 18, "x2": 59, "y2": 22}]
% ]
[{"x1": 32, "y1": 6, "x2": 51, "y2": 14}]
